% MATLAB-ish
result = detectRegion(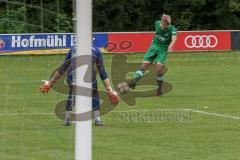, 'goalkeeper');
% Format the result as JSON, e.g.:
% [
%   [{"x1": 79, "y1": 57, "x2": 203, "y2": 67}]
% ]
[
  {"x1": 128, "y1": 14, "x2": 177, "y2": 96},
  {"x1": 40, "y1": 46, "x2": 120, "y2": 126}
]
